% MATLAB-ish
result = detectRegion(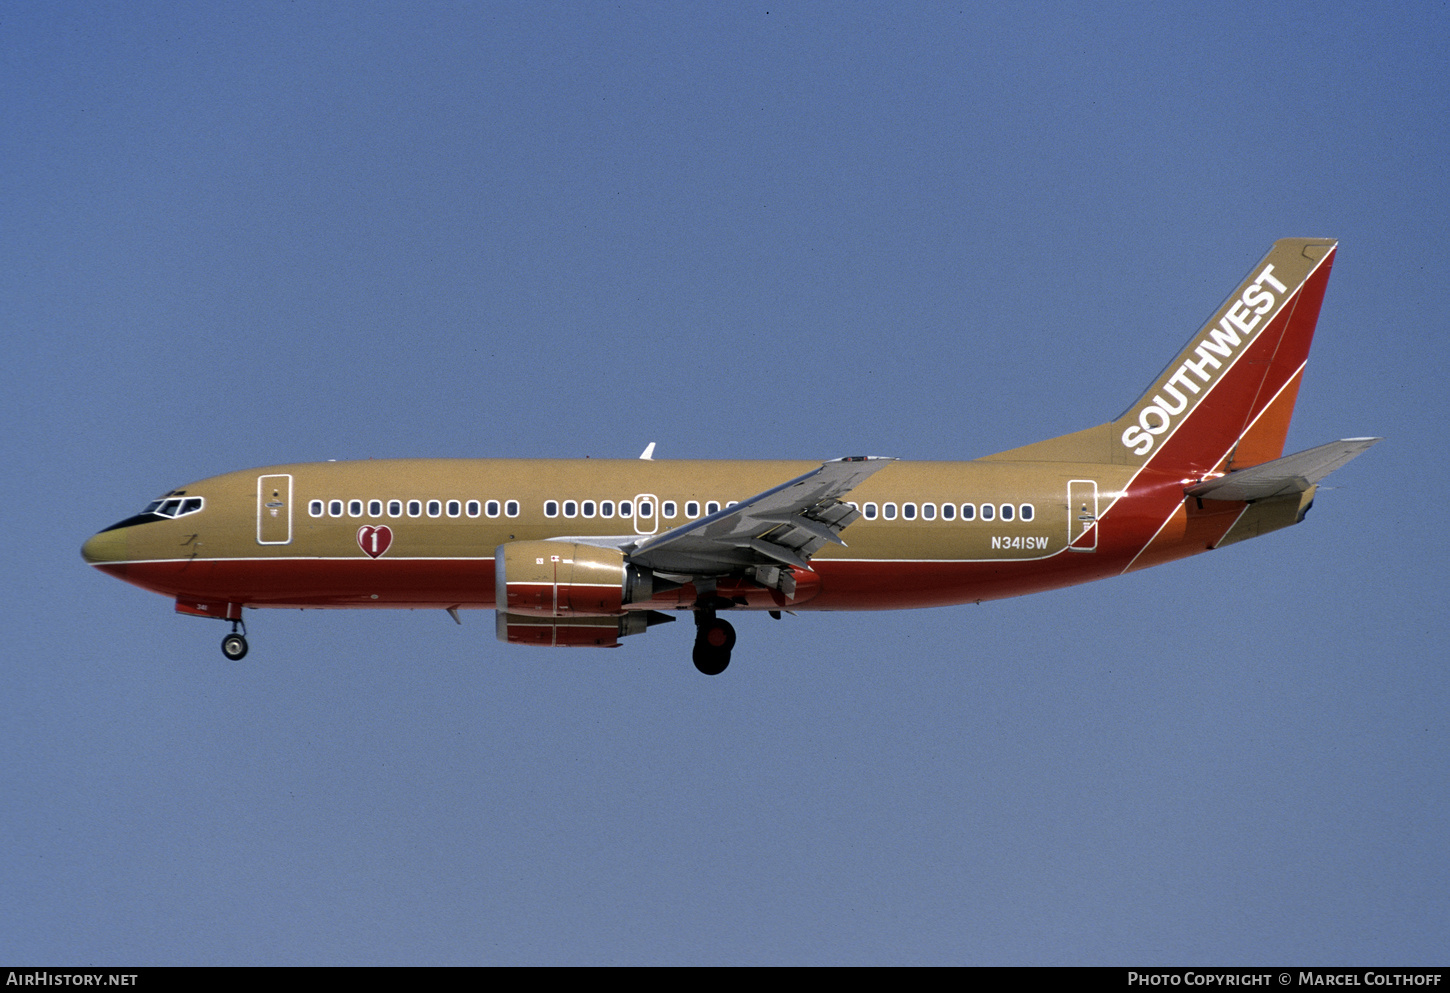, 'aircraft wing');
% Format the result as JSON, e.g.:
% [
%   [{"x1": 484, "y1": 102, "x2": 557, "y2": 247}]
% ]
[
  {"x1": 628, "y1": 457, "x2": 894, "y2": 576},
  {"x1": 1188, "y1": 438, "x2": 1382, "y2": 502}
]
